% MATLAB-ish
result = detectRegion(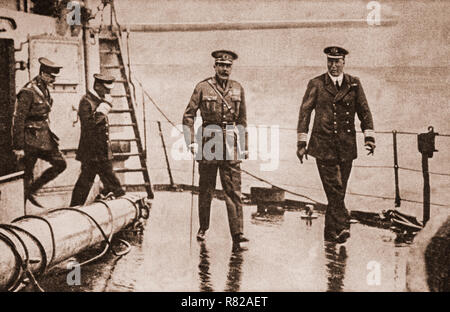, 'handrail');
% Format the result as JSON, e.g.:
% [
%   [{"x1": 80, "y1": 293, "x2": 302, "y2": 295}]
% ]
[{"x1": 0, "y1": 171, "x2": 24, "y2": 184}]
